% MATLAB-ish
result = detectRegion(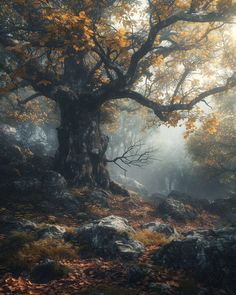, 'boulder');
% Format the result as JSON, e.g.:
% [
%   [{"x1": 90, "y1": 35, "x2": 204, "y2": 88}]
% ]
[
  {"x1": 168, "y1": 190, "x2": 192, "y2": 203},
  {"x1": 42, "y1": 170, "x2": 67, "y2": 197},
  {"x1": 142, "y1": 222, "x2": 178, "y2": 237},
  {"x1": 109, "y1": 181, "x2": 130, "y2": 197},
  {"x1": 15, "y1": 219, "x2": 38, "y2": 232},
  {"x1": 76, "y1": 215, "x2": 144, "y2": 259},
  {"x1": 0, "y1": 216, "x2": 38, "y2": 234},
  {"x1": 112, "y1": 174, "x2": 149, "y2": 196},
  {"x1": 38, "y1": 225, "x2": 66, "y2": 240},
  {"x1": 83, "y1": 190, "x2": 109, "y2": 208},
  {"x1": 38, "y1": 191, "x2": 82, "y2": 215},
  {"x1": 13, "y1": 177, "x2": 42, "y2": 194},
  {"x1": 153, "y1": 227, "x2": 236, "y2": 291},
  {"x1": 157, "y1": 198, "x2": 197, "y2": 222}
]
